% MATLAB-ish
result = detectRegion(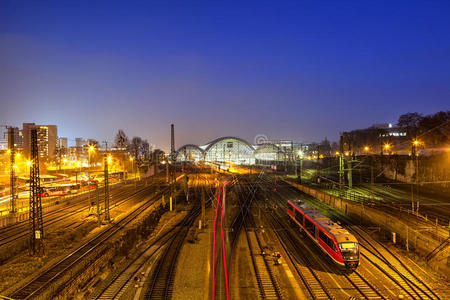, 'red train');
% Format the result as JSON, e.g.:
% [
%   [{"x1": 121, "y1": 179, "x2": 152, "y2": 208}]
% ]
[{"x1": 287, "y1": 200, "x2": 360, "y2": 268}]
